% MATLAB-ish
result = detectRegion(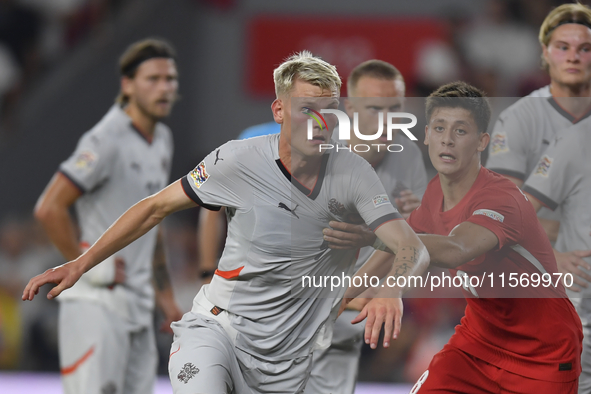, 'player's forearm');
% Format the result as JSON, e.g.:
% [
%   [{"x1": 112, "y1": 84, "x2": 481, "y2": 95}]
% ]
[
  {"x1": 78, "y1": 195, "x2": 167, "y2": 273},
  {"x1": 382, "y1": 244, "x2": 429, "y2": 296},
  {"x1": 367, "y1": 222, "x2": 430, "y2": 296},
  {"x1": 418, "y1": 234, "x2": 478, "y2": 268},
  {"x1": 152, "y1": 229, "x2": 174, "y2": 296},
  {"x1": 345, "y1": 250, "x2": 395, "y2": 299},
  {"x1": 34, "y1": 204, "x2": 81, "y2": 261}
]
